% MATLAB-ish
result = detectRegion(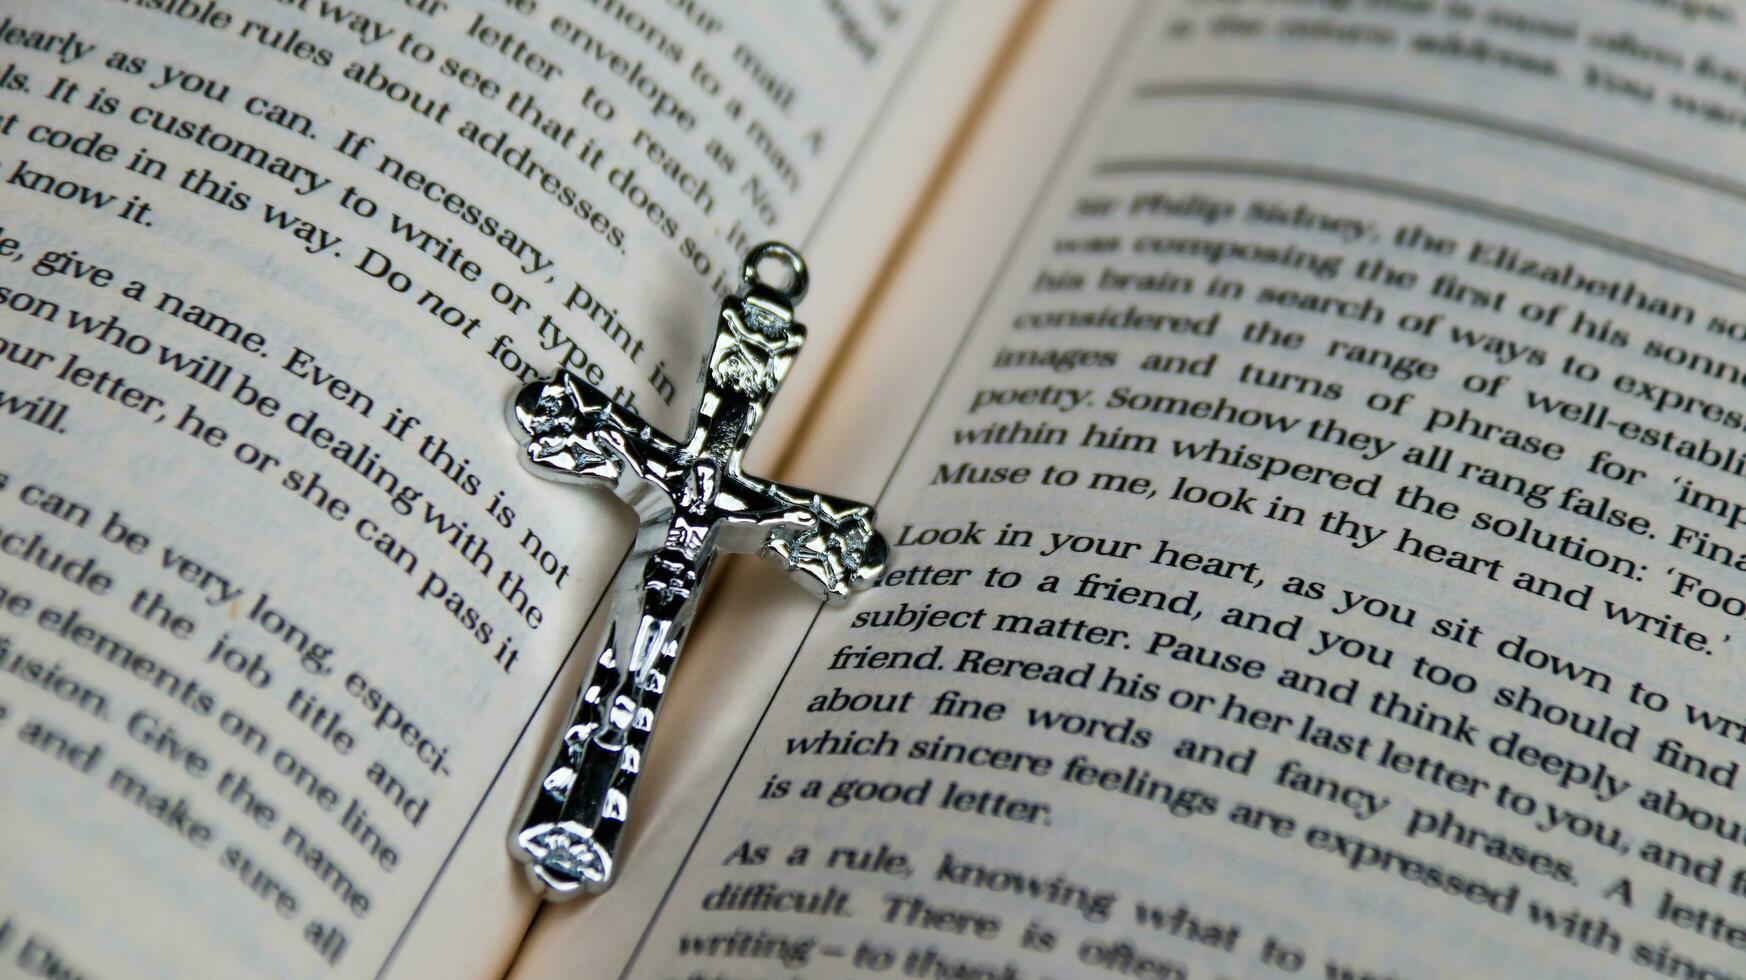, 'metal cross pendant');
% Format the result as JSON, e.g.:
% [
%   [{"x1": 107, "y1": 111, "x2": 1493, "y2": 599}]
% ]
[{"x1": 505, "y1": 243, "x2": 888, "y2": 898}]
